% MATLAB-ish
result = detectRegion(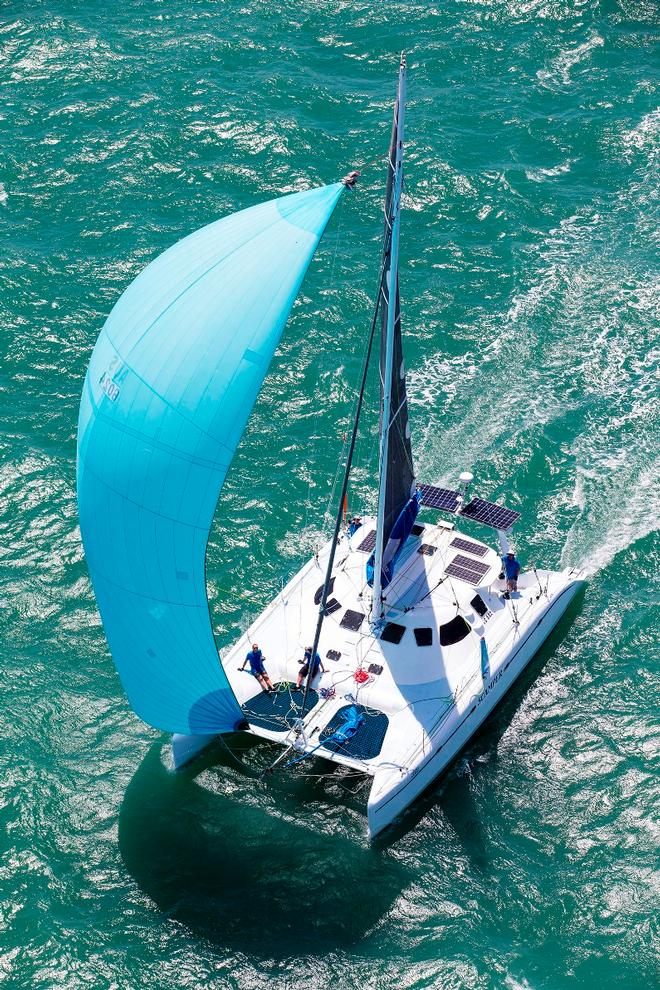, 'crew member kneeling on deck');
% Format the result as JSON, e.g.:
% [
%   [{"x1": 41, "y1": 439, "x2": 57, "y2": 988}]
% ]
[
  {"x1": 501, "y1": 551, "x2": 521, "y2": 598},
  {"x1": 297, "y1": 646, "x2": 325, "y2": 689},
  {"x1": 241, "y1": 642, "x2": 274, "y2": 693}
]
